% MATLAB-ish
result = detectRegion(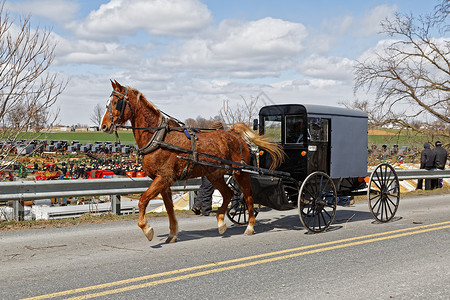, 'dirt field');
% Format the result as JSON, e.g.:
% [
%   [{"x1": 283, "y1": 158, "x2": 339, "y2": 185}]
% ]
[{"x1": 368, "y1": 129, "x2": 396, "y2": 135}]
